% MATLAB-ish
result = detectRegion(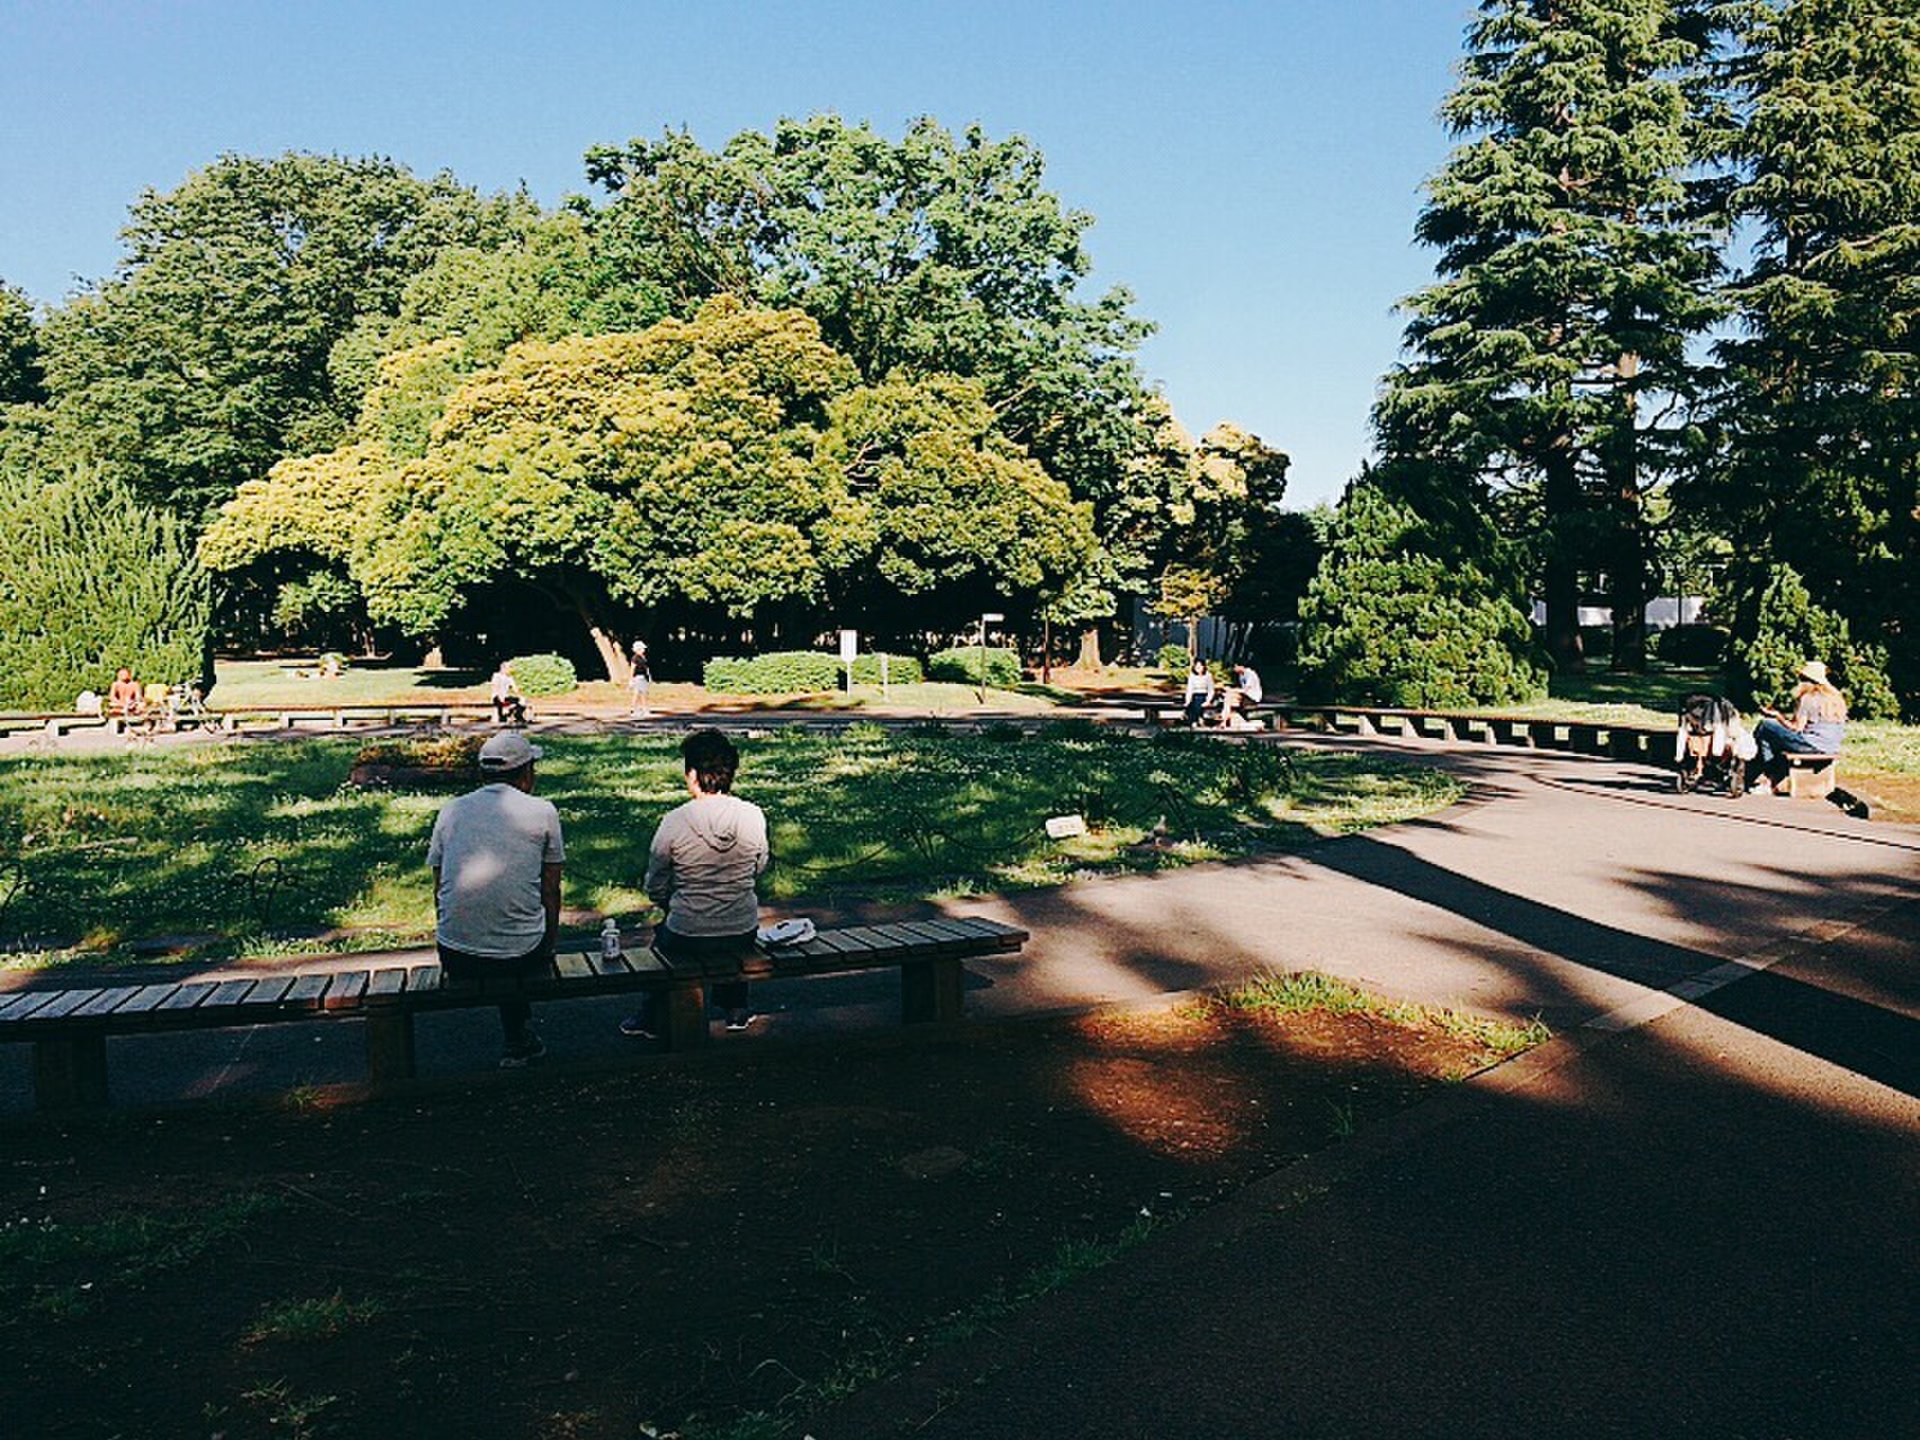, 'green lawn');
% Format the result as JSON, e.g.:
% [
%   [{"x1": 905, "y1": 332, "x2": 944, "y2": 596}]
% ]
[
  {"x1": 207, "y1": 659, "x2": 1060, "y2": 716},
  {"x1": 0, "y1": 726, "x2": 1461, "y2": 970}
]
